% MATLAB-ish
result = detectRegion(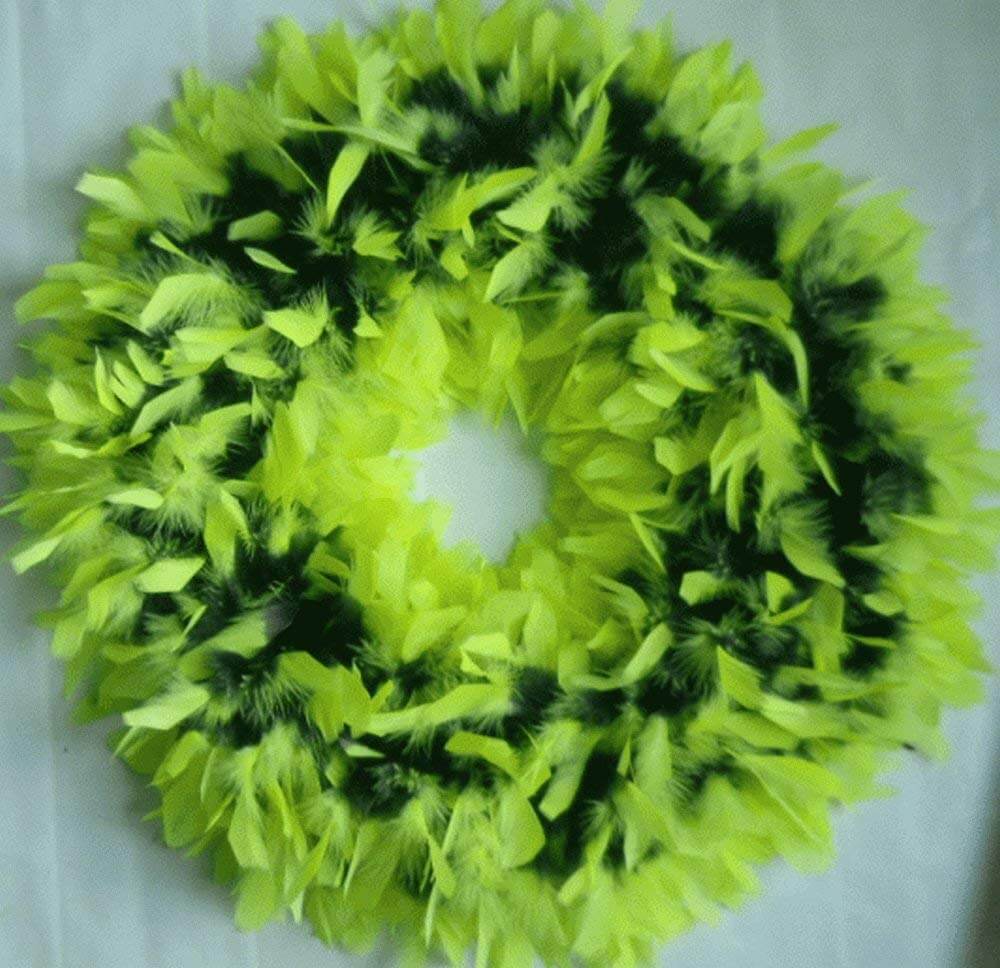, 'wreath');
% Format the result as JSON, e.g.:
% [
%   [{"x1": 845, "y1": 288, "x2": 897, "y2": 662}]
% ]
[{"x1": 3, "y1": 1, "x2": 995, "y2": 965}]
